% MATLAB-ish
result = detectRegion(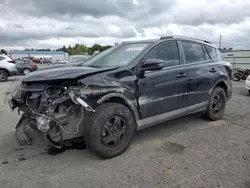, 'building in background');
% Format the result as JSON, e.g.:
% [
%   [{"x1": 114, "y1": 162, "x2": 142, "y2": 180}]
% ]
[
  {"x1": 222, "y1": 50, "x2": 250, "y2": 69},
  {"x1": 8, "y1": 51, "x2": 69, "y2": 61}
]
